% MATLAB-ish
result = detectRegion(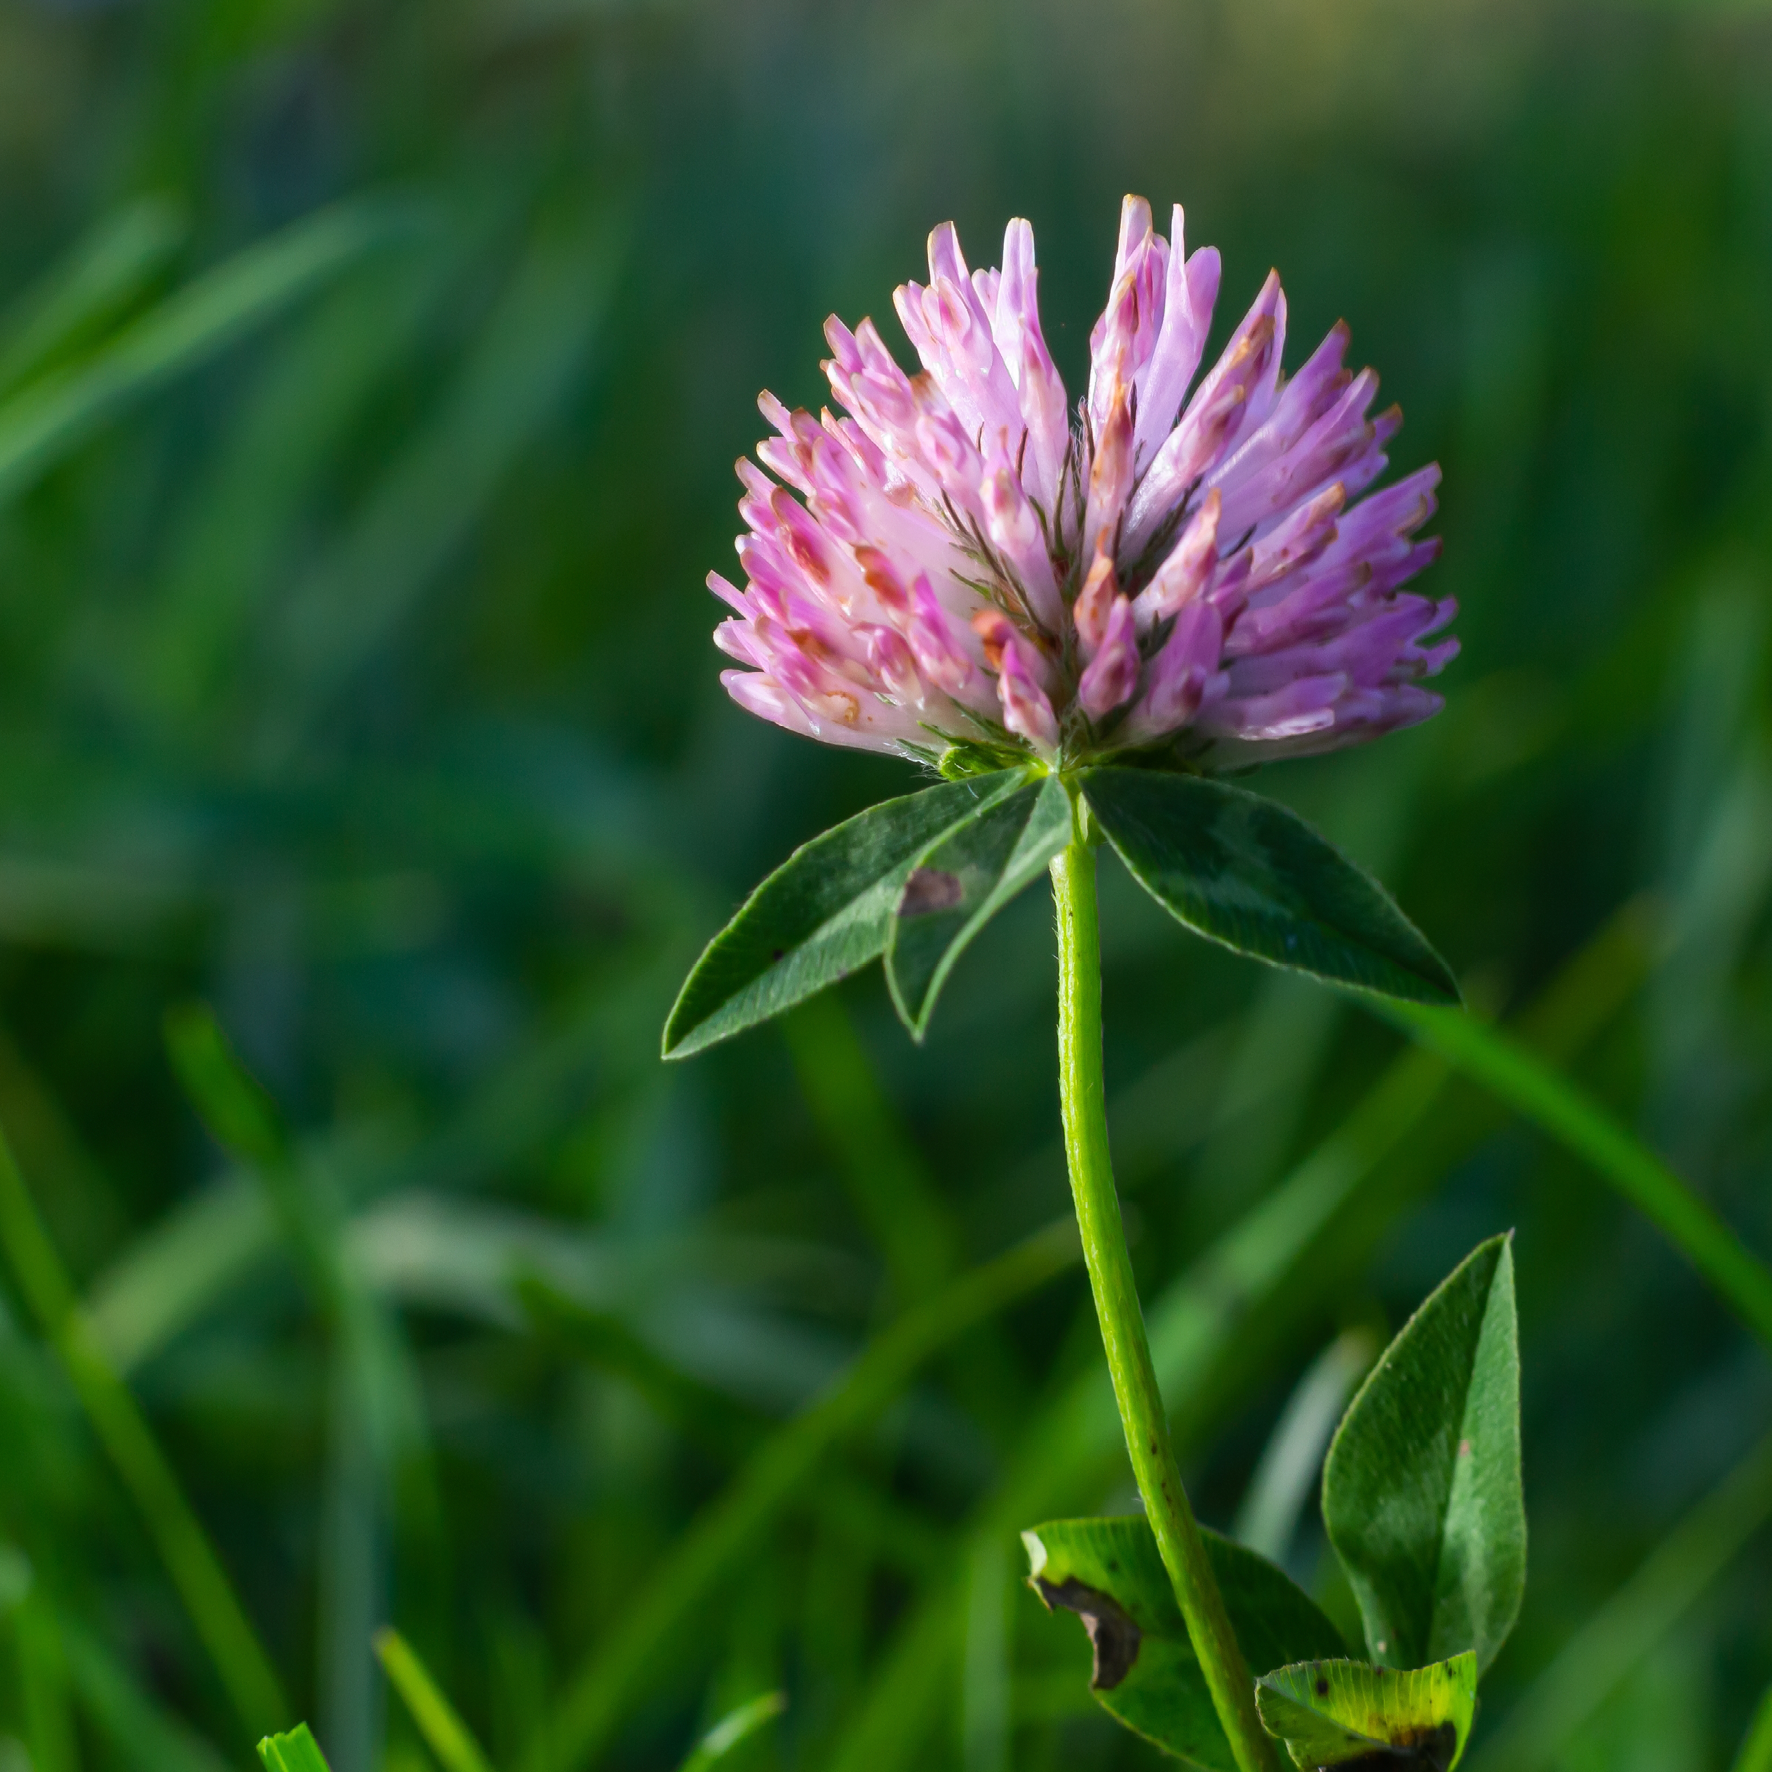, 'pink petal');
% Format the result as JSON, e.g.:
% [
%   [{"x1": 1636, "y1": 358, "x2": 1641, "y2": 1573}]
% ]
[
  {"x1": 1077, "y1": 596, "x2": 1140, "y2": 719},
  {"x1": 1132, "y1": 488, "x2": 1221, "y2": 633},
  {"x1": 995, "y1": 636, "x2": 1060, "y2": 754}
]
